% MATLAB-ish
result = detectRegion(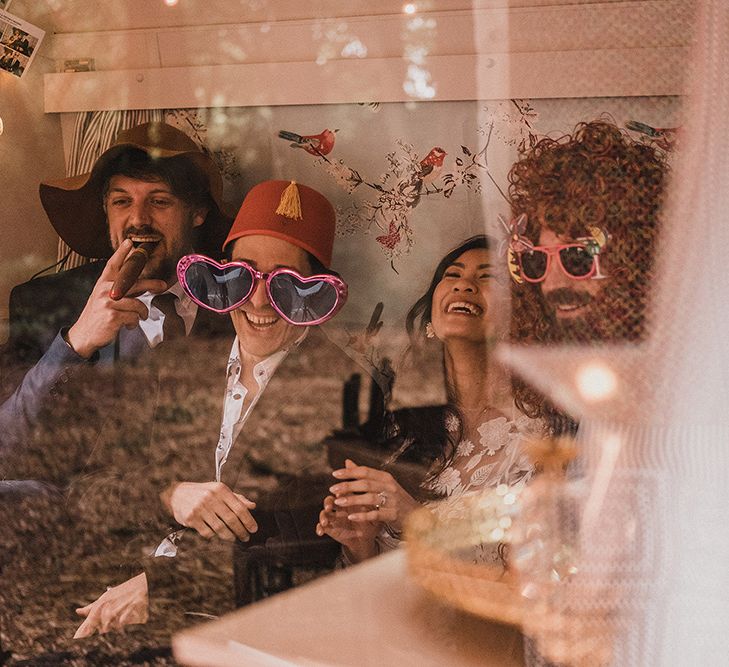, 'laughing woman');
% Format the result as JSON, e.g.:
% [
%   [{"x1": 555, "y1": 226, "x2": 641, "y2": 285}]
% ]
[{"x1": 316, "y1": 235, "x2": 545, "y2": 564}]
